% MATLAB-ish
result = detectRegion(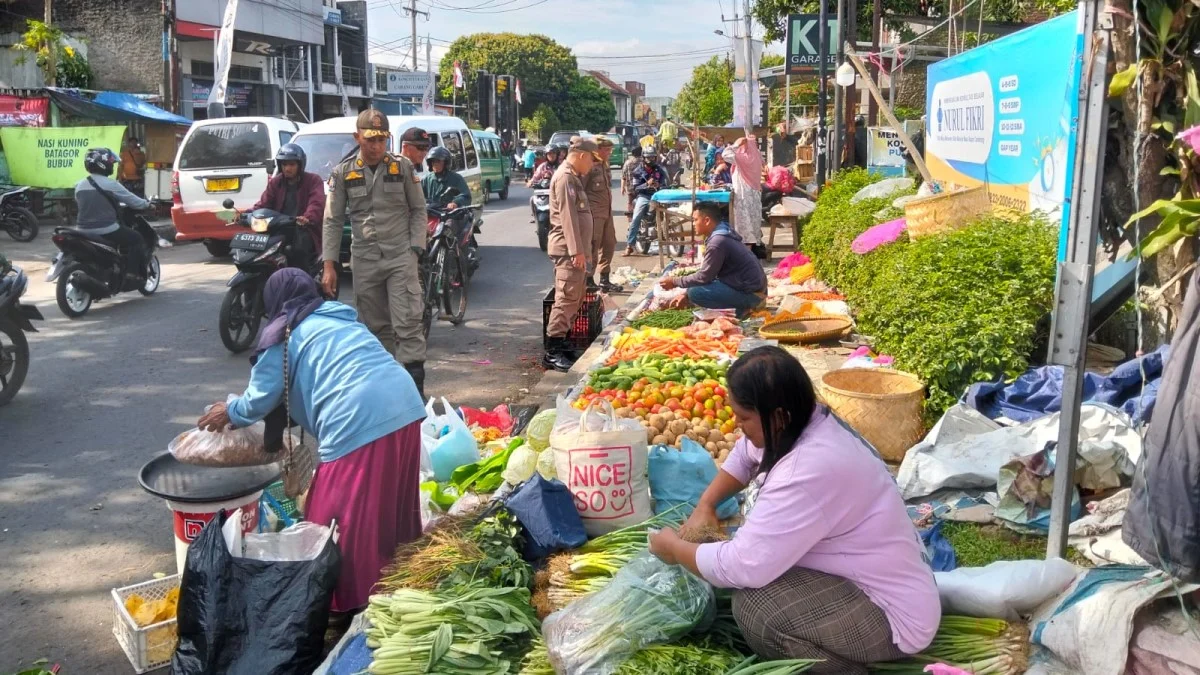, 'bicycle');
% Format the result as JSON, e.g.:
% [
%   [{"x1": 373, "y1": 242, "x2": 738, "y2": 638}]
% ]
[{"x1": 421, "y1": 189, "x2": 482, "y2": 339}]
